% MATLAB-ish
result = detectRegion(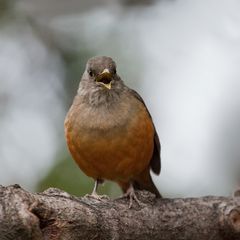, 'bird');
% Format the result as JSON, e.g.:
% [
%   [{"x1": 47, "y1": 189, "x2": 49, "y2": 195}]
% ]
[{"x1": 64, "y1": 56, "x2": 161, "y2": 207}]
